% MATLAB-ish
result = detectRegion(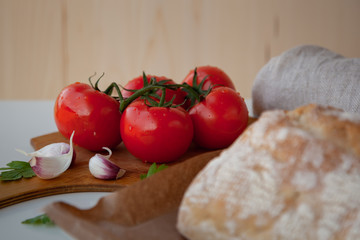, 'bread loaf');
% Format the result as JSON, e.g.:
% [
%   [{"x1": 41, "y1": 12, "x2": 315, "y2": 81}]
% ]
[{"x1": 177, "y1": 104, "x2": 360, "y2": 240}]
